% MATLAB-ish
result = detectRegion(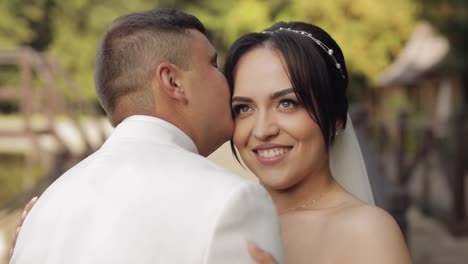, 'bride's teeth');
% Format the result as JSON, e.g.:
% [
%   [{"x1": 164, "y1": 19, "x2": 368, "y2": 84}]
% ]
[{"x1": 257, "y1": 148, "x2": 290, "y2": 158}]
